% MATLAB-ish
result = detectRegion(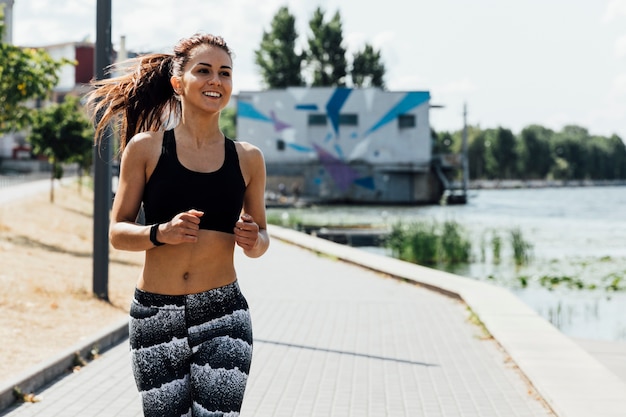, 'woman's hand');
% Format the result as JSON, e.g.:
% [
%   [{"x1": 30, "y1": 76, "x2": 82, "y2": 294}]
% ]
[
  {"x1": 234, "y1": 213, "x2": 259, "y2": 251},
  {"x1": 158, "y1": 209, "x2": 204, "y2": 245}
]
